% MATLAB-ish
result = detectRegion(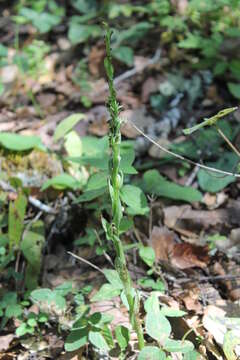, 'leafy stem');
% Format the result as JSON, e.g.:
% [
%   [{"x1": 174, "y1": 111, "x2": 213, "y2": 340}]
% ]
[{"x1": 104, "y1": 24, "x2": 145, "y2": 350}]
